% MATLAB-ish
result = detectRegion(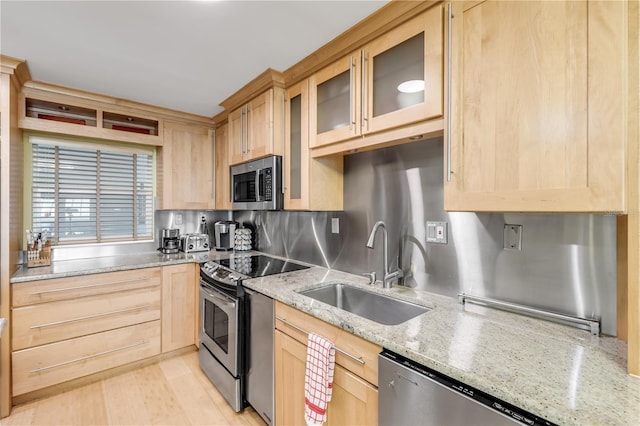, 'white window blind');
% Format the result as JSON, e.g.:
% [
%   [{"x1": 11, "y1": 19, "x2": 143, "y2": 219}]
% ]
[{"x1": 30, "y1": 137, "x2": 154, "y2": 244}]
